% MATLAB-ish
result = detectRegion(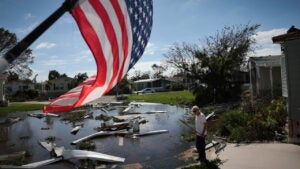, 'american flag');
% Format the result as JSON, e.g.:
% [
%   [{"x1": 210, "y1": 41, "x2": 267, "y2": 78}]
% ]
[{"x1": 43, "y1": 0, "x2": 153, "y2": 113}]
